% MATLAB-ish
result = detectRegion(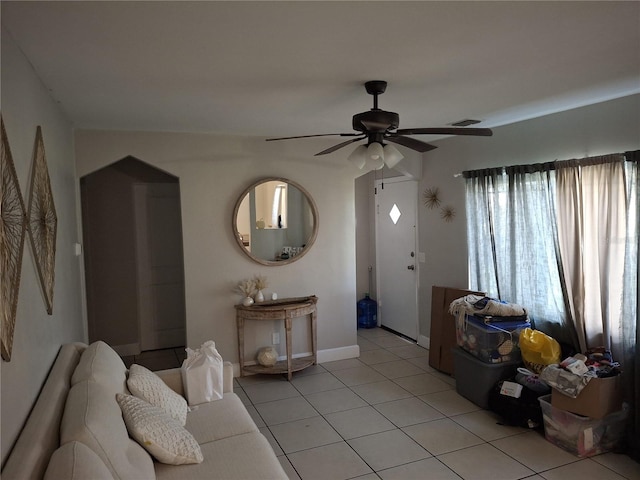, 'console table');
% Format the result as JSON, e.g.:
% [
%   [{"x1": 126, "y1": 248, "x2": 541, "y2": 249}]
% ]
[{"x1": 235, "y1": 296, "x2": 317, "y2": 380}]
